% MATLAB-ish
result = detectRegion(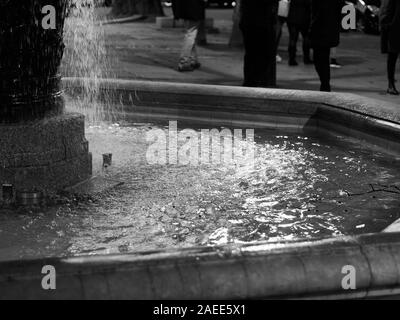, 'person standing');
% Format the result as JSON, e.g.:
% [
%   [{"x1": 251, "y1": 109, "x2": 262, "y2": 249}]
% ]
[
  {"x1": 310, "y1": 0, "x2": 342, "y2": 92},
  {"x1": 276, "y1": 0, "x2": 289, "y2": 63},
  {"x1": 172, "y1": 0, "x2": 206, "y2": 72},
  {"x1": 240, "y1": 0, "x2": 279, "y2": 87},
  {"x1": 380, "y1": 0, "x2": 400, "y2": 95},
  {"x1": 275, "y1": 15, "x2": 286, "y2": 63},
  {"x1": 287, "y1": 0, "x2": 312, "y2": 66}
]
